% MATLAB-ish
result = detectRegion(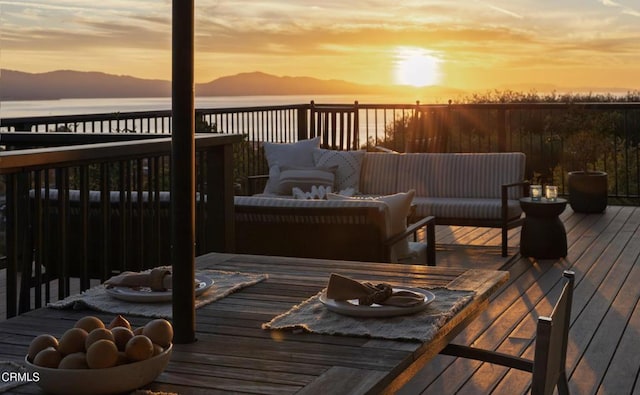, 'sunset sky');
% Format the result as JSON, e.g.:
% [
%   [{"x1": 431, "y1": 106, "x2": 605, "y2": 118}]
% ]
[{"x1": 1, "y1": 0, "x2": 639, "y2": 91}]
